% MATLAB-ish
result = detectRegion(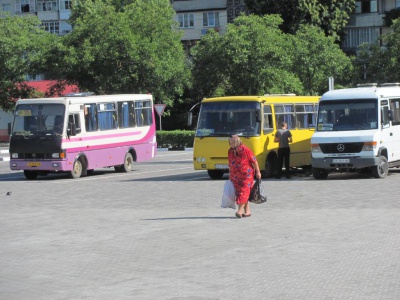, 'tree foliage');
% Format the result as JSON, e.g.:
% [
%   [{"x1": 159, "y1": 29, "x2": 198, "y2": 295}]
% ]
[
  {"x1": 358, "y1": 19, "x2": 400, "y2": 83},
  {"x1": 48, "y1": 0, "x2": 189, "y2": 106},
  {"x1": 291, "y1": 25, "x2": 353, "y2": 94},
  {"x1": 191, "y1": 15, "x2": 353, "y2": 98},
  {"x1": 191, "y1": 15, "x2": 302, "y2": 98},
  {"x1": 0, "y1": 14, "x2": 57, "y2": 110},
  {"x1": 244, "y1": 0, "x2": 355, "y2": 42}
]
